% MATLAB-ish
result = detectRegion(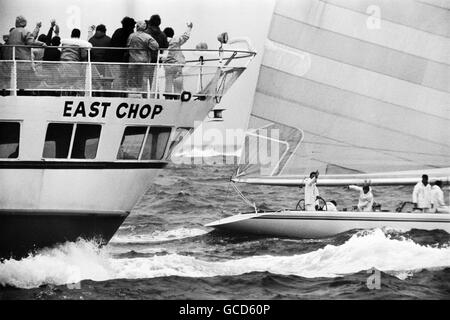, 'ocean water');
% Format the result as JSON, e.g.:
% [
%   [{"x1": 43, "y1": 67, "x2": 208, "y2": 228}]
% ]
[{"x1": 1, "y1": 159, "x2": 450, "y2": 299}]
